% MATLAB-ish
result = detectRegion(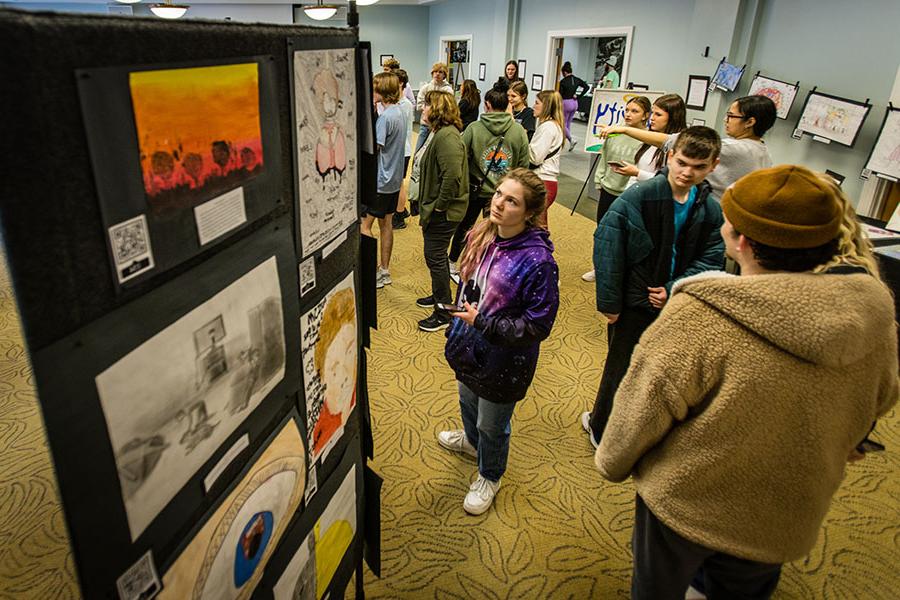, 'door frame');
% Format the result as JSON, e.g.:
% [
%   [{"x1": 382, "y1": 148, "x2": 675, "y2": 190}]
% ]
[{"x1": 544, "y1": 26, "x2": 634, "y2": 90}]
